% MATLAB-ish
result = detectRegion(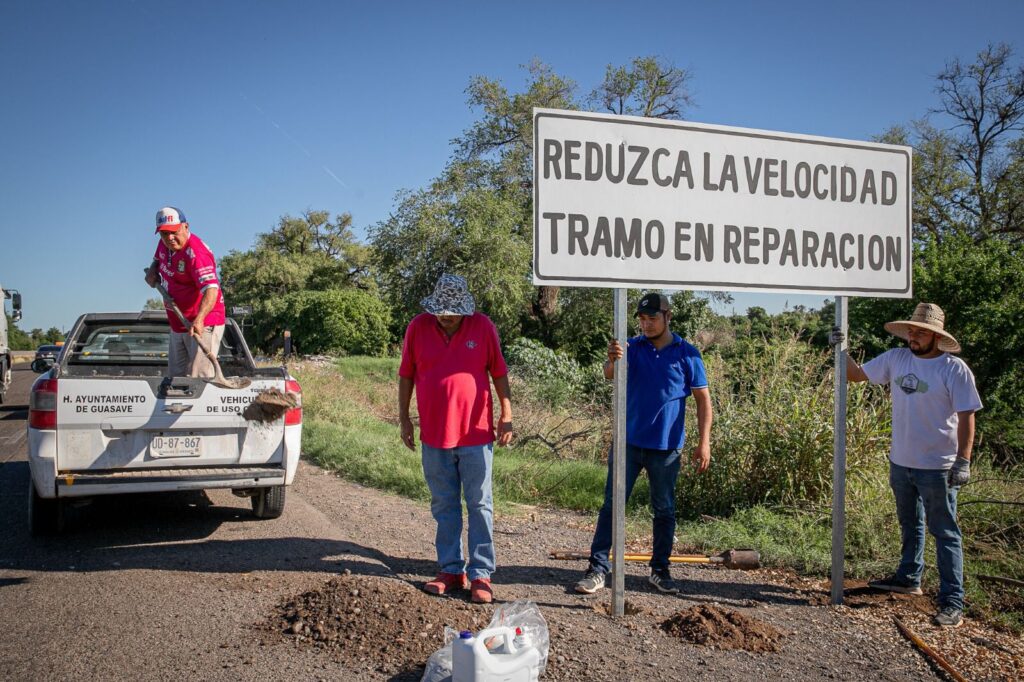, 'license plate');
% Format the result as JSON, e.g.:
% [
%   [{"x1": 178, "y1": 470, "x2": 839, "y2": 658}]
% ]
[{"x1": 150, "y1": 434, "x2": 202, "y2": 458}]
